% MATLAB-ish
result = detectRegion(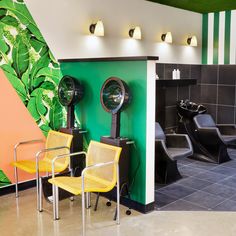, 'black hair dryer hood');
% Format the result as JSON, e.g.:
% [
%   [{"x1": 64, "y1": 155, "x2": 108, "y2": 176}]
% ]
[
  {"x1": 100, "y1": 77, "x2": 131, "y2": 138},
  {"x1": 58, "y1": 75, "x2": 84, "y2": 128}
]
